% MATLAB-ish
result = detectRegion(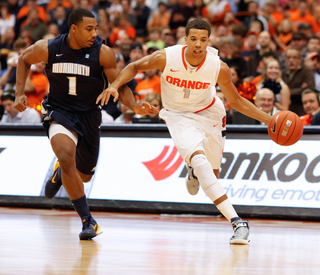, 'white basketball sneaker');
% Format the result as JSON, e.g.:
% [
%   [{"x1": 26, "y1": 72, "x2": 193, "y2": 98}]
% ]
[
  {"x1": 185, "y1": 164, "x2": 200, "y2": 195},
  {"x1": 230, "y1": 218, "x2": 250, "y2": 245}
]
